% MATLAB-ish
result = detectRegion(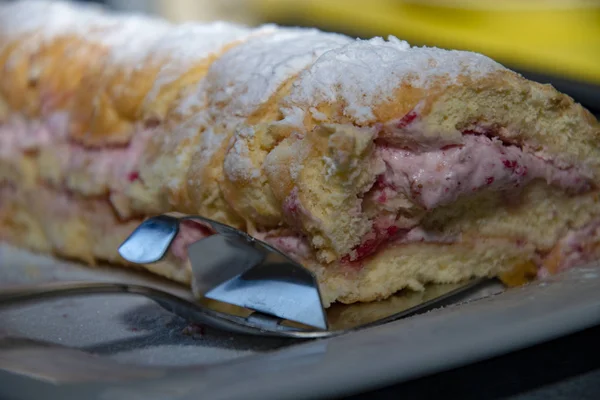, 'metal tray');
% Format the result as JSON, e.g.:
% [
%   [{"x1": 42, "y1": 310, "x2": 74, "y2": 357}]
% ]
[{"x1": 1, "y1": 243, "x2": 599, "y2": 400}]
